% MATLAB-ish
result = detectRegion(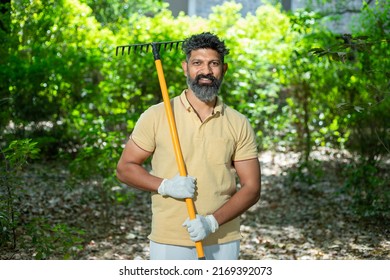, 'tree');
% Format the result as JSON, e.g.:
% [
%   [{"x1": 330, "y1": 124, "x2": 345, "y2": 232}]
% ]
[
  {"x1": 0, "y1": 0, "x2": 11, "y2": 129},
  {"x1": 82, "y1": 0, "x2": 165, "y2": 32}
]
